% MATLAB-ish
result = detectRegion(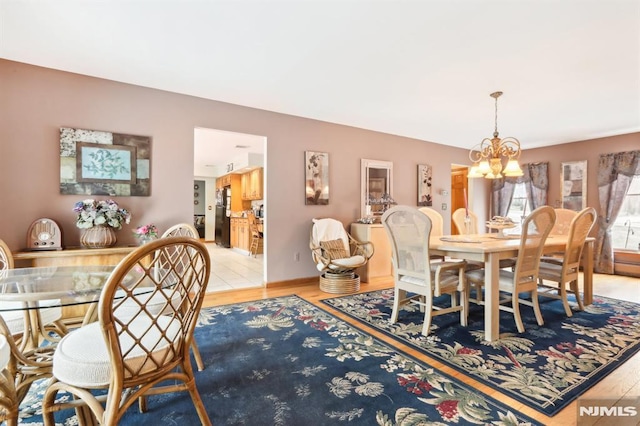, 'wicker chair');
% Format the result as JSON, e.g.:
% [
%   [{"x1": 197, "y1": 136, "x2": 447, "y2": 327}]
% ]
[
  {"x1": 0, "y1": 332, "x2": 18, "y2": 426},
  {"x1": 538, "y1": 207, "x2": 596, "y2": 316},
  {"x1": 466, "y1": 206, "x2": 556, "y2": 333},
  {"x1": 162, "y1": 223, "x2": 200, "y2": 239},
  {"x1": 158, "y1": 224, "x2": 205, "y2": 371},
  {"x1": 310, "y1": 218, "x2": 374, "y2": 293},
  {"x1": 42, "y1": 237, "x2": 212, "y2": 425},
  {"x1": 0, "y1": 239, "x2": 66, "y2": 351},
  {"x1": 382, "y1": 206, "x2": 468, "y2": 336}
]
